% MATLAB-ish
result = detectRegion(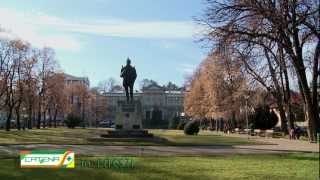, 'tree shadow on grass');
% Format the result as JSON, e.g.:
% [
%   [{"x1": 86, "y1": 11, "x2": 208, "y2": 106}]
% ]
[
  {"x1": 122, "y1": 163, "x2": 216, "y2": 180},
  {"x1": 0, "y1": 158, "x2": 116, "y2": 180},
  {"x1": 88, "y1": 136, "x2": 170, "y2": 146},
  {"x1": 277, "y1": 153, "x2": 319, "y2": 162}
]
